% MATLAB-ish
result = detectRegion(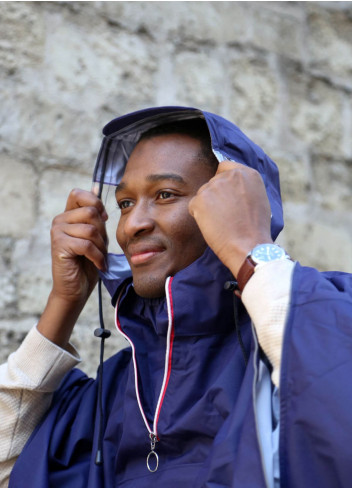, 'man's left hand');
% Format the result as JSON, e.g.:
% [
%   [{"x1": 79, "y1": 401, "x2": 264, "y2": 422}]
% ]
[{"x1": 188, "y1": 160, "x2": 273, "y2": 277}]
